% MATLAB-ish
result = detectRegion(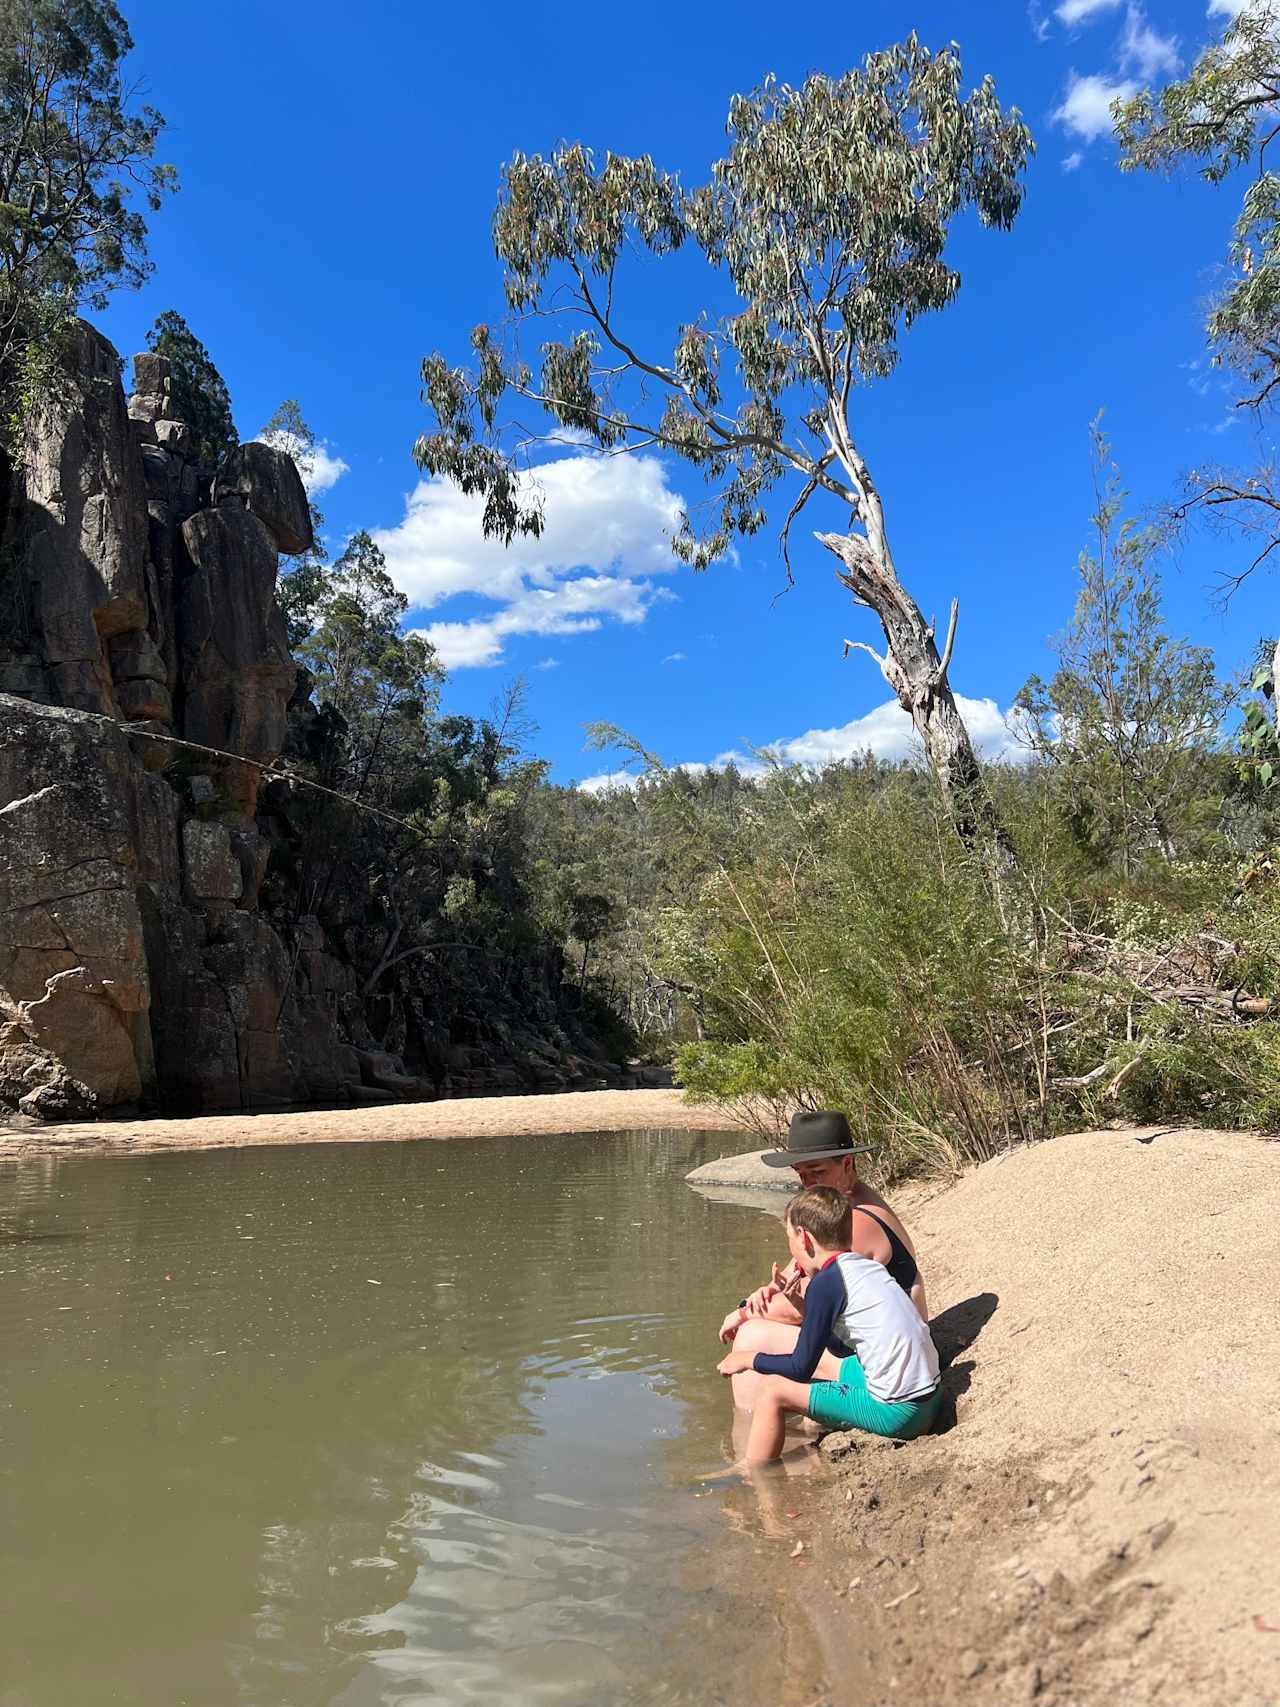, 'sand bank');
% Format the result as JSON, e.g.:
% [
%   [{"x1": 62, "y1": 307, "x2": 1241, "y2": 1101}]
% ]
[
  {"x1": 0, "y1": 1086, "x2": 748, "y2": 1160},
  {"x1": 764, "y1": 1126, "x2": 1280, "y2": 1707}
]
